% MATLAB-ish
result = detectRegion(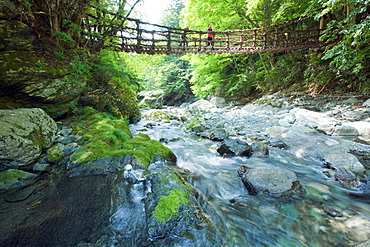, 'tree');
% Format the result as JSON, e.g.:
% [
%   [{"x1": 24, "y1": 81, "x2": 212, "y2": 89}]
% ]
[{"x1": 319, "y1": 0, "x2": 370, "y2": 93}]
